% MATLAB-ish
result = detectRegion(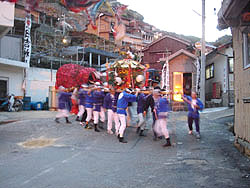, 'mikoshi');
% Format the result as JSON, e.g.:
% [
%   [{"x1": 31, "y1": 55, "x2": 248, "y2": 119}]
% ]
[{"x1": 107, "y1": 59, "x2": 149, "y2": 89}]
